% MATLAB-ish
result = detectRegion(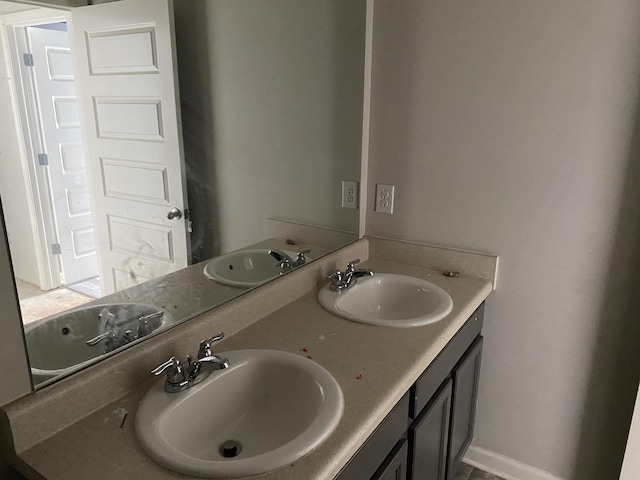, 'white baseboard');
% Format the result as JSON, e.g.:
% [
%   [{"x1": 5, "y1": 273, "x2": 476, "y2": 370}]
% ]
[{"x1": 463, "y1": 445, "x2": 567, "y2": 480}]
